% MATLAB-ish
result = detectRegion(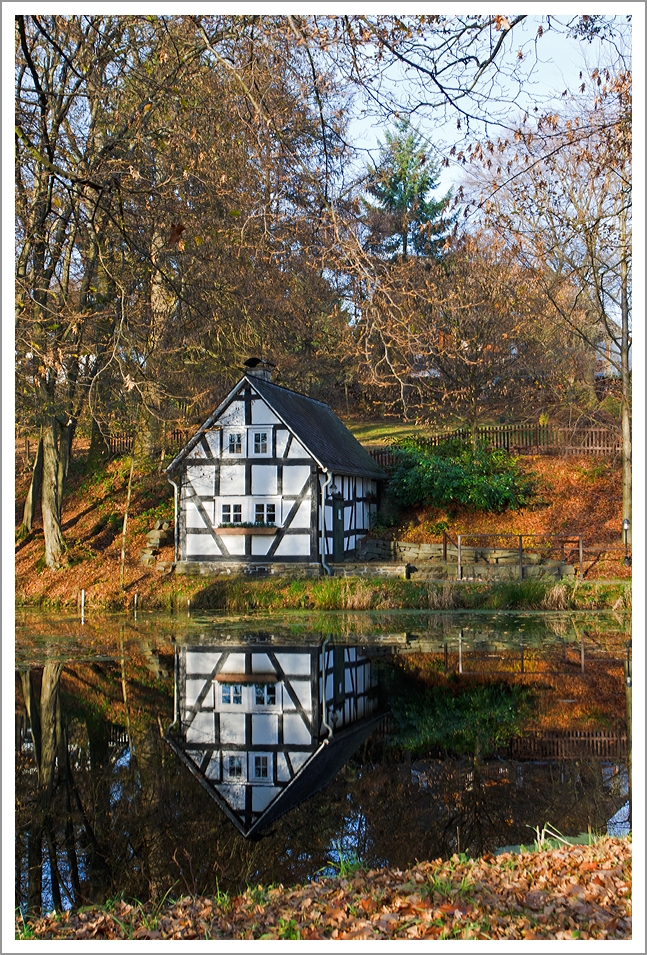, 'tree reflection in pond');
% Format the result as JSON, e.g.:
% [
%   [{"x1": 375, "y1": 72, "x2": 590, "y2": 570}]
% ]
[{"x1": 16, "y1": 627, "x2": 629, "y2": 915}]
